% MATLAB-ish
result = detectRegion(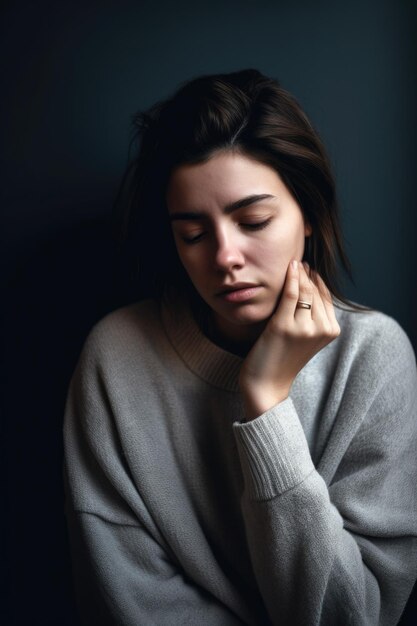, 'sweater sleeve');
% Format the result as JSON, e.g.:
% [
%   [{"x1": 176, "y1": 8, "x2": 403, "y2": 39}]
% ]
[
  {"x1": 232, "y1": 323, "x2": 417, "y2": 626},
  {"x1": 64, "y1": 505, "x2": 243, "y2": 626},
  {"x1": 63, "y1": 333, "x2": 243, "y2": 626}
]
